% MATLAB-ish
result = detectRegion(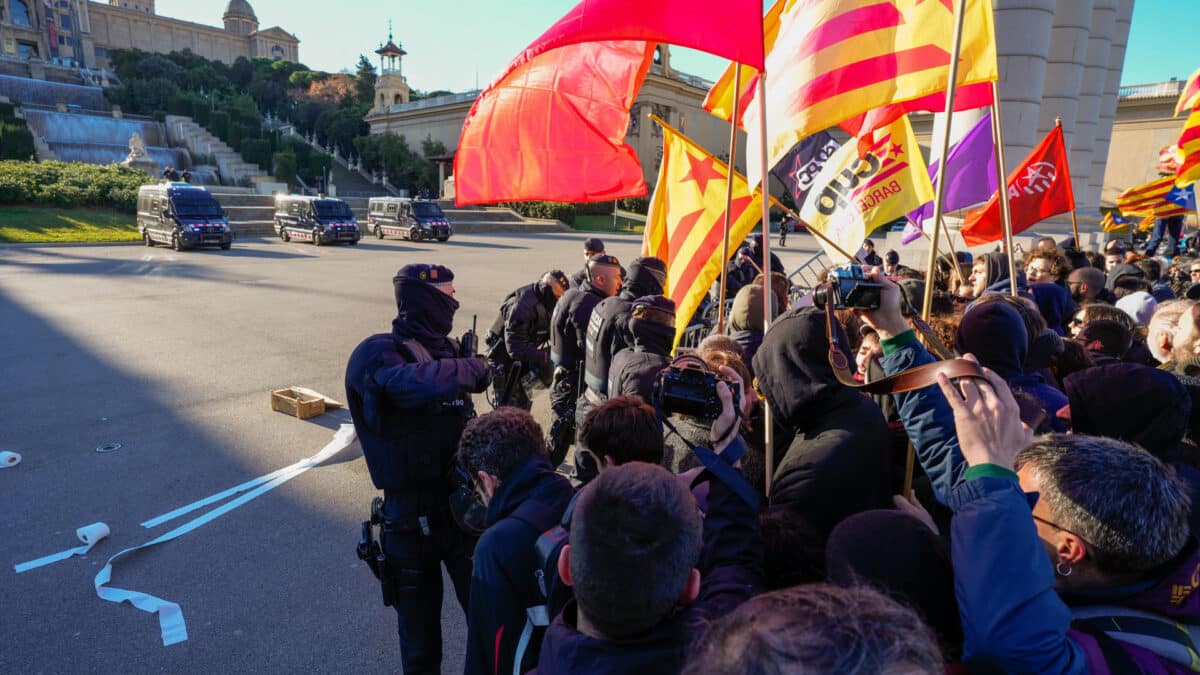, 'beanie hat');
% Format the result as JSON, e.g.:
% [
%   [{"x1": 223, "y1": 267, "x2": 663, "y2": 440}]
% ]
[{"x1": 1116, "y1": 291, "x2": 1157, "y2": 326}]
